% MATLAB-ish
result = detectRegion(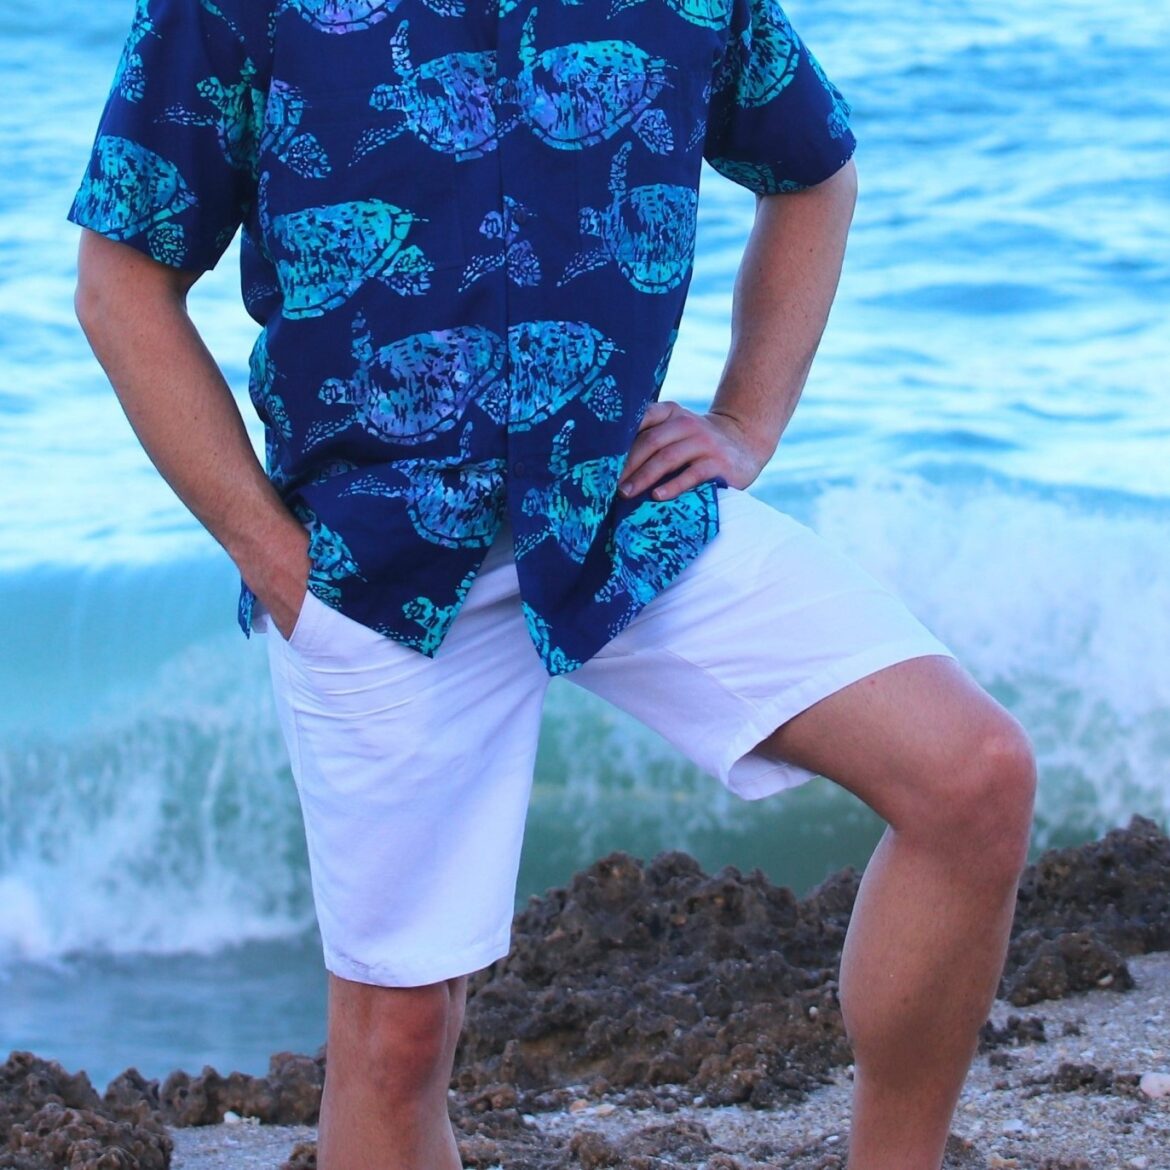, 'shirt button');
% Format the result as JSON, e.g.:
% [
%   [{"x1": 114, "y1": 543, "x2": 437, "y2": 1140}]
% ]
[{"x1": 512, "y1": 460, "x2": 526, "y2": 477}]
